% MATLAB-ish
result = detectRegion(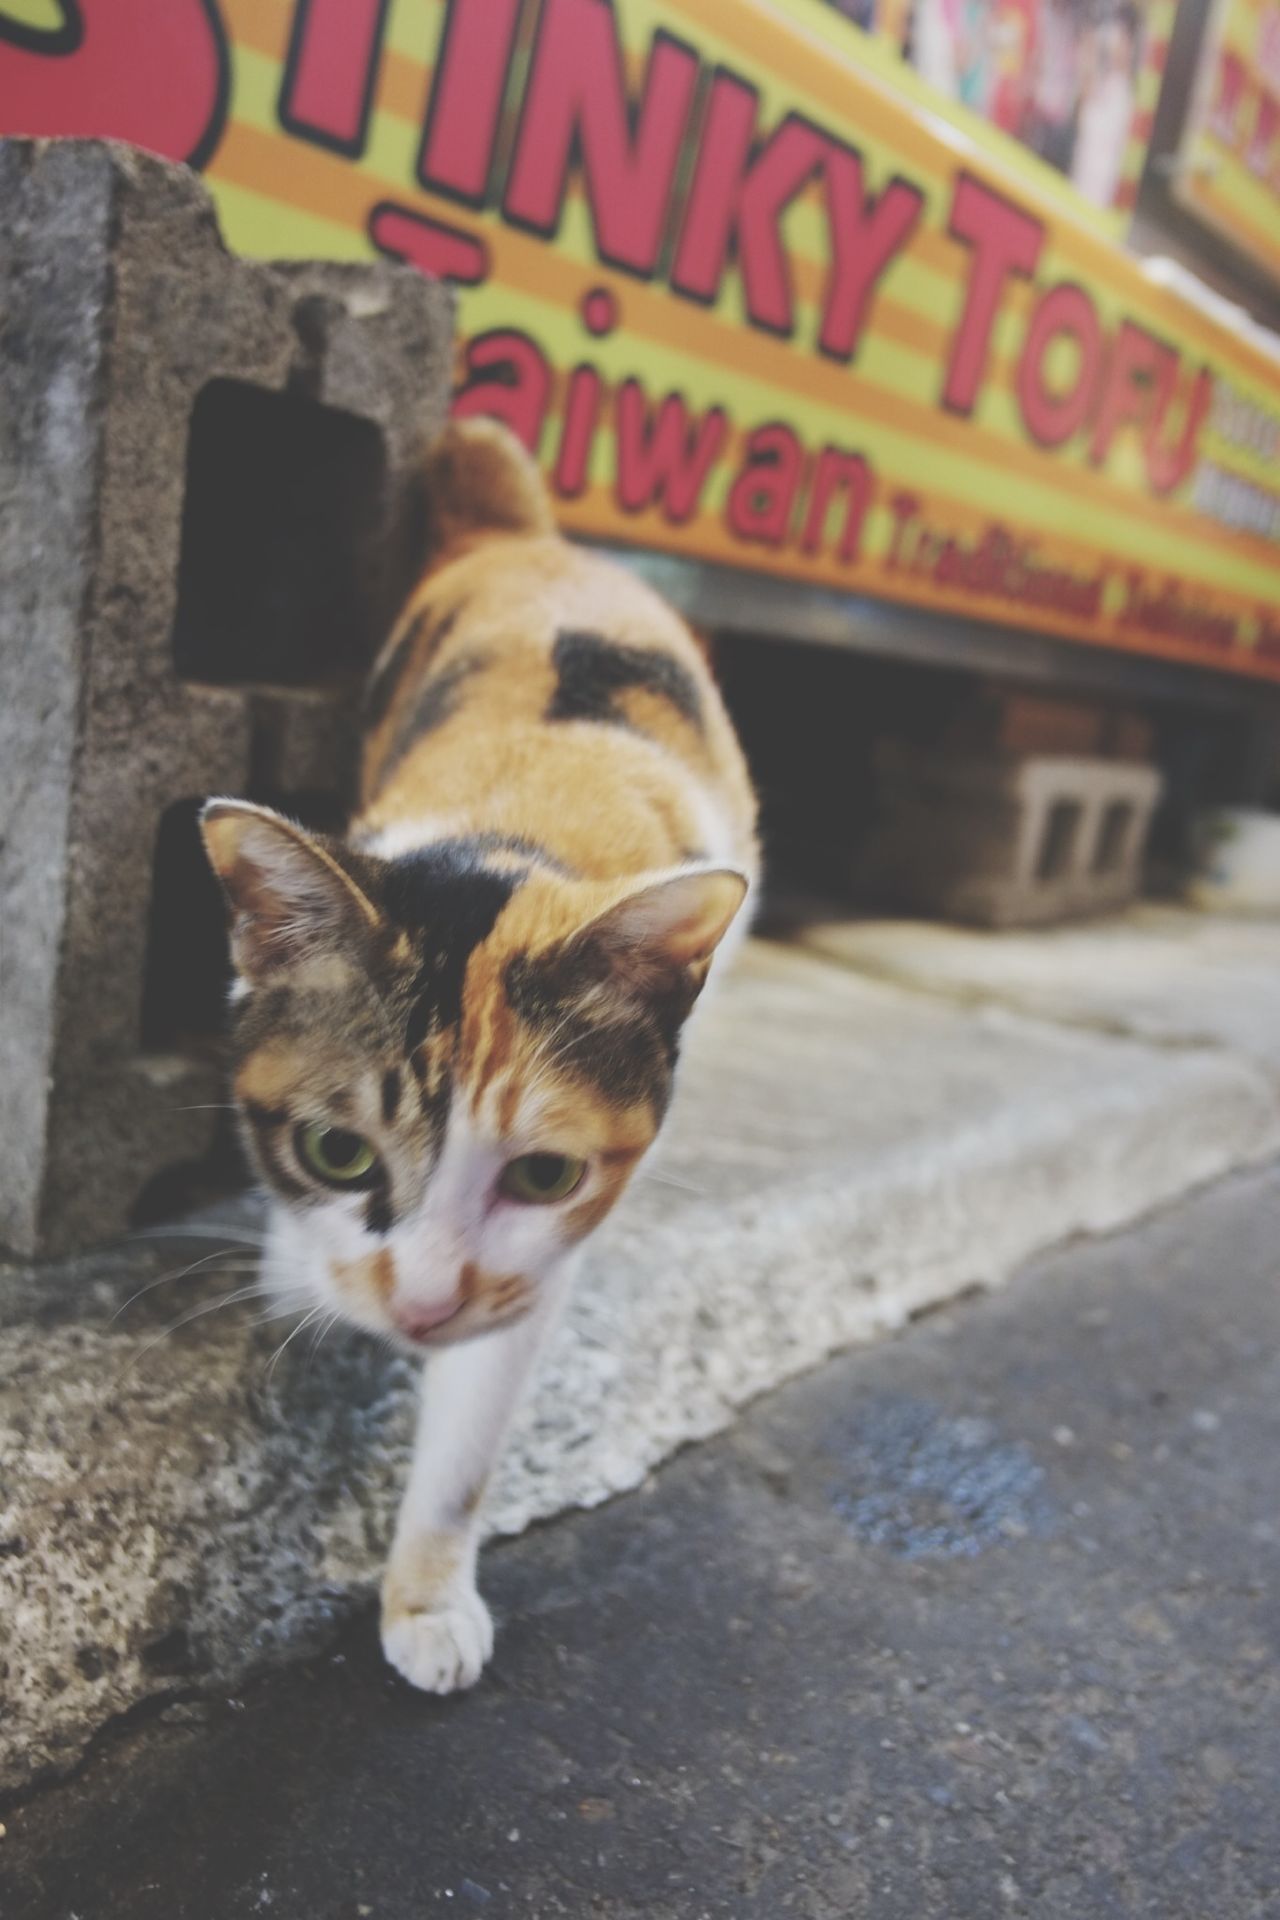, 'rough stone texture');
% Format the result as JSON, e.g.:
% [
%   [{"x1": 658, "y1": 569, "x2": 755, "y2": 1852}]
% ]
[
  {"x1": 0, "y1": 138, "x2": 453, "y2": 1257},
  {"x1": 859, "y1": 745, "x2": 1163, "y2": 927},
  {"x1": 2, "y1": 938, "x2": 1278, "y2": 1794},
  {"x1": 794, "y1": 905, "x2": 1280, "y2": 1084},
  {"x1": 4, "y1": 1161, "x2": 1280, "y2": 1919}
]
